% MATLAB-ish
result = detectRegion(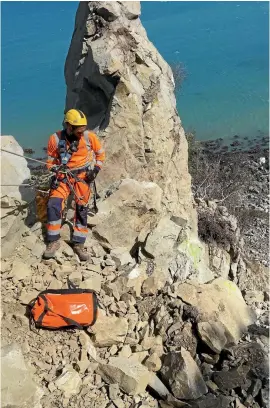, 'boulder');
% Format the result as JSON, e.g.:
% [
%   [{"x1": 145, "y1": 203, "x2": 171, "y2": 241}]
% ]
[
  {"x1": 173, "y1": 278, "x2": 256, "y2": 344},
  {"x1": 97, "y1": 357, "x2": 151, "y2": 395},
  {"x1": 226, "y1": 342, "x2": 269, "y2": 381},
  {"x1": 90, "y1": 179, "x2": 162, "y2": 250},
  {"x1": 161, "y1": 348, "x2": 207, "y2": 400},
  {"x1": 91, "y1": 313, "x2": 128, "y2": 347},
  {"x1": 141, "y1": 335, "x2": 163, "y2": 351},
  {"x1": 1, "y1": 343, "x2": 43, "y2": 408},
  {"x1": 197, "y1": 321, "x2": 228, "y2": 354},
  {"x1": 142, "y1": 216, "x2": 214, "y2": 284},
  {"x1": 212, "y1": 365, "x2": 251, "y2": 391},
  {"x1": 234, "y1": 399, "x2": 246, "y2": 408},
  {"x1": 144, "y1": 216, "x2": 182, "y2": 259},
  {"x1": 31, "y1": 240, "x2": 46, "y2": 259}
]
